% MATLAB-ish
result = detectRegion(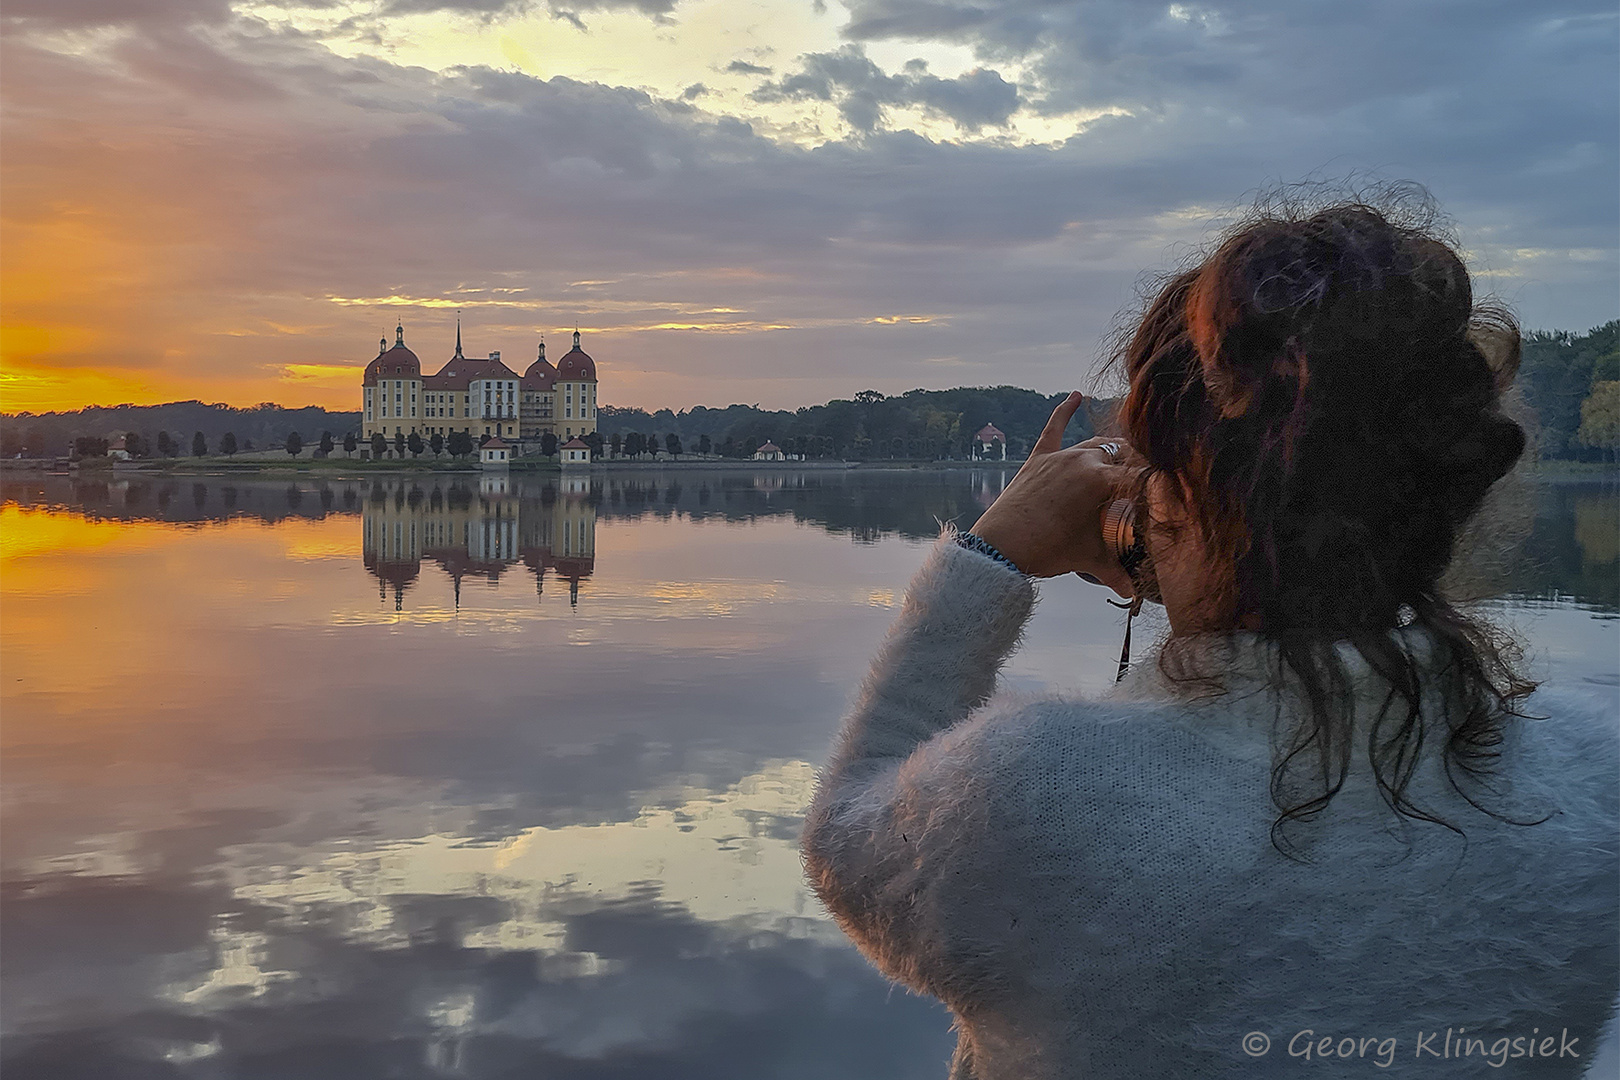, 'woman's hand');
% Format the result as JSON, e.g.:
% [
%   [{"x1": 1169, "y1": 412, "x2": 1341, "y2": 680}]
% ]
[{"x1": 969, "y1": 392, "x2": 1138, "y2": 595}]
